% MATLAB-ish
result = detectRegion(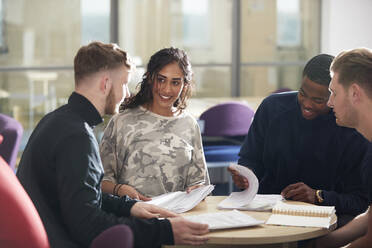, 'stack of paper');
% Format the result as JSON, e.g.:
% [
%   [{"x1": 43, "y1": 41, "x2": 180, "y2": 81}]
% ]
[
  {"x1": 184, "y1": 210, "x2": 264, "y2": 230},
  {"x1": 218, "y1": 164, "x2": 283, "y2": 211},
  {"x1": 220, "y1": 194, "x2": 284, "y2": 211},
  {"x1": 147, "y1": 185, "x2": 214, "y2": 213}
]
